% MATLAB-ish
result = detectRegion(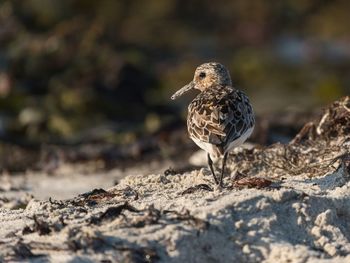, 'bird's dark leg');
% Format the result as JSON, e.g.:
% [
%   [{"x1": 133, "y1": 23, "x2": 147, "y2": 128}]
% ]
[
  {"x1": 219, "y1": 152, "x2": 228, "y2": 187},
  {"x1": 207, "y1": 154, "x2": 219, "y2": 185}
]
